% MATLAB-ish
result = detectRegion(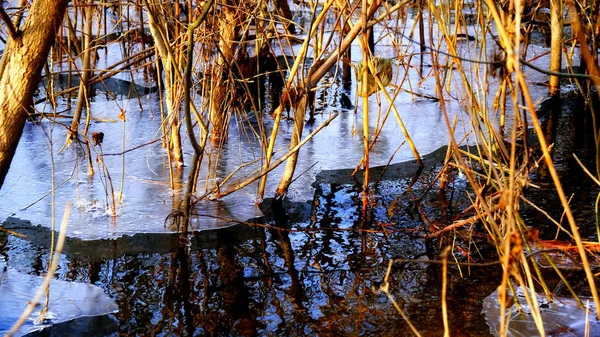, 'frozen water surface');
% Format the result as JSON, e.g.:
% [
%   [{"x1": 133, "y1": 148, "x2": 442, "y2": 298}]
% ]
[
  {"x1": 0, "y1": 7, "x2": 554, "y2": 240},
  {"x1": 0, "y1": 265, "x2": 118, "y2": 336}
]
